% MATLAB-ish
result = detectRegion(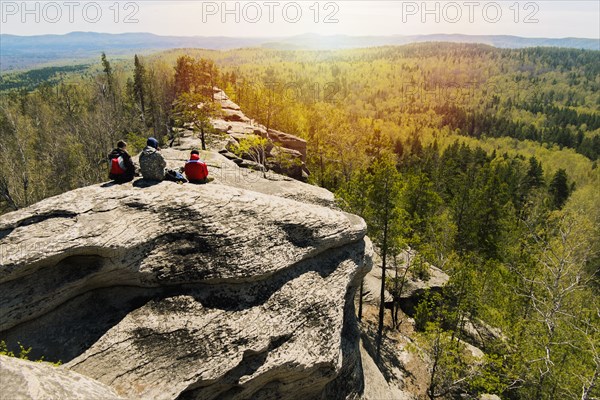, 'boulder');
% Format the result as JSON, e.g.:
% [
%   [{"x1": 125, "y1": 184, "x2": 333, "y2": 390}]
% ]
[
  {"x1": 214, "y1": 89, "x2": 241, "y2": 111},
  {"x1": 0, "y1": 355, "x2": 123, "y2": 400},
  {"x1": 362, "y1": 266, "x2": 394, "y2": 305},
  {"x1": 212, "y1": 120, "x2": 267, "y2": 137},
  {"x1": 222, "y1": 109, "x2": 251, "y2": 123},
  {"x1": 225, "y1": 137, "x2": 240, "y2": 153},
  {"x1": 267, "y1": 147, "x2": 306, "y2": 181},
  {"x1": 399, "y1": 264, "x2": 449, "y2": 300},
  {"x1": 268, "y1": 146, "x2": 303, "y2": 160},
  {"x1": 0, "y1": 174, "x2": 371, "y2": 399},
  {"x1": 480, "y1": 395, "x2": 501, "y2": 400},
  {"x1": 361, "y1": 248, "x2": 449, "y2": 313},
  {"x1": 359, "y1": 341, "x2": 415, "y2": 400},
  {"x1": 239, "y1": 159, "x2": 266, "y2": 171},
  {"x1": 139, "y1": 140, "x2": 335, "y2": 209},
  {"x1": 267, "y1": 129, "x2": 307, "y2": 162},
  {"x1": 461, "y1": 318, "x2": 506, "y2": 350},
  {"x1": 218, "y1": 150, "x2": 243, "y2": 164}
]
